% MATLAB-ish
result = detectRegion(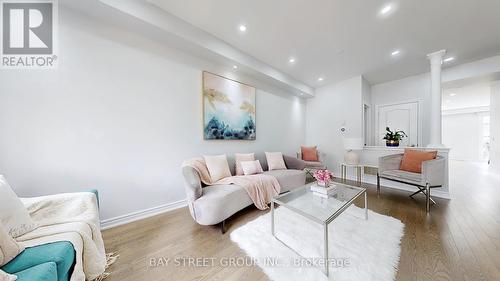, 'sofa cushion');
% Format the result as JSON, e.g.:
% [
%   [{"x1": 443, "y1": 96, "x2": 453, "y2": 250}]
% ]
[
  {"x1": 380, "y1": 170, "x2": 422, "y2": 185},
  {"x1": 194, "y1": 185, "x2": 253, "y2": 225},
  {"x1": 283, "y1": 155, "x2": 306, "y2": 170},
  {"x1": 2, "y1": 242, "x2": 75, "y2": 281},
  {"x1": 0, "y1": 176, "x2": 37, "y2": 238},
  {"x1": 263, "y1": 170, "x2": 306, "y2": 192},
  {"x1": 304, "y1": 161, "x2": 325, "y2": 168},
  {"x1": 15, "y1": 262, "x2": 58, "y2": 281}
]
